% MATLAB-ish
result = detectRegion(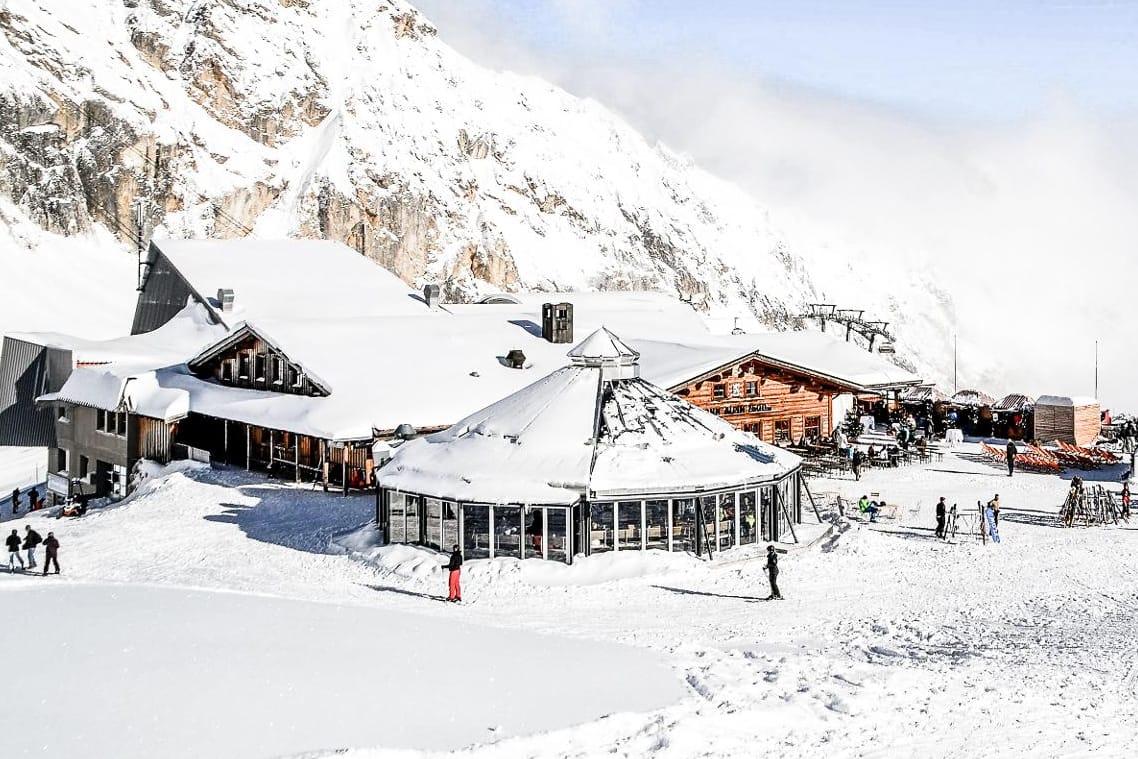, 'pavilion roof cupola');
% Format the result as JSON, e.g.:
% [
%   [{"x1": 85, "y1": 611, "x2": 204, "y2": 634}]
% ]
[{"x1": 567, "y1": 327, "x2": 640, "y2": 380}]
